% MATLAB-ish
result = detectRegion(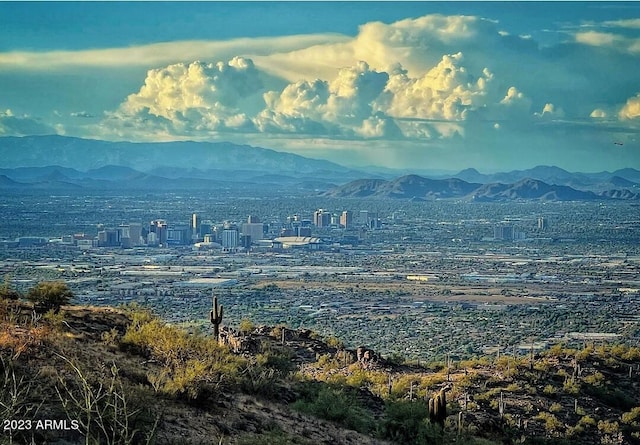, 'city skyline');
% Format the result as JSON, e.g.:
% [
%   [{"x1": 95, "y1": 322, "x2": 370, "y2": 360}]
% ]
[{"x1": 1, "y1": 2, "x2": 639, "y2": 173}]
